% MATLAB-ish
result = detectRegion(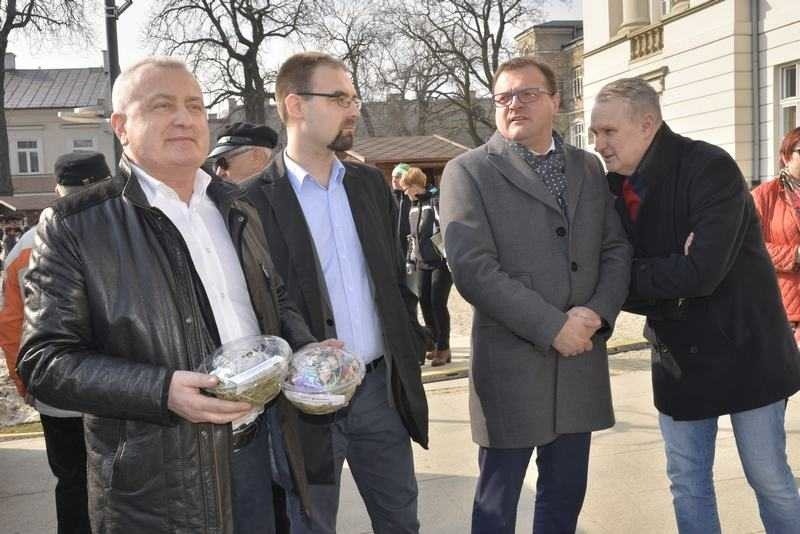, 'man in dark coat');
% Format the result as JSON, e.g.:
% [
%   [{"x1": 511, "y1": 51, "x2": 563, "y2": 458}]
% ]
[
  {"x1": 17, "y1": 57, "x2": 322, "y2": 534},
  {"x1": 209, "y1": 121, "x2": 279, "y2": 184},
  {"x1": 590, "y1": 77, "x2": 800, "y2": 533},
  {"x1": 392, "y1": 163, "x2": 413, "y2": 258},
  {"x1": 242, "y1": 52, "x2": 428, "y2": 533}
]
